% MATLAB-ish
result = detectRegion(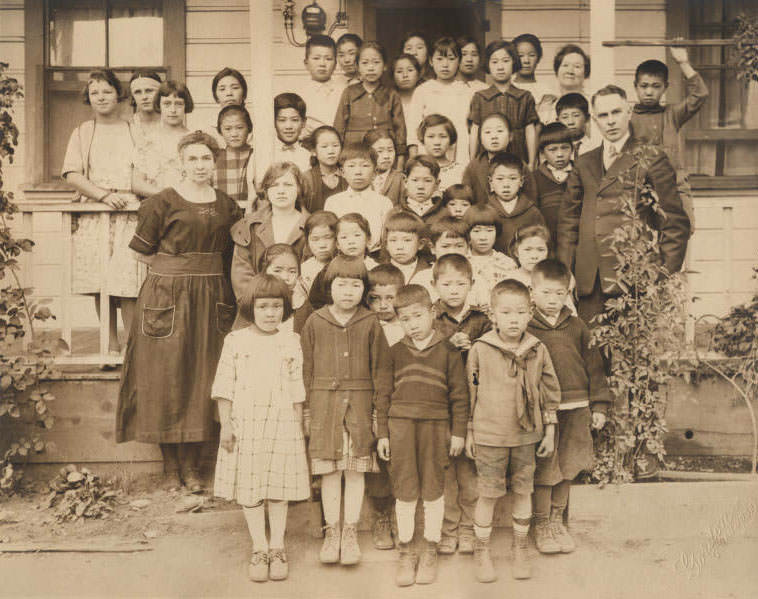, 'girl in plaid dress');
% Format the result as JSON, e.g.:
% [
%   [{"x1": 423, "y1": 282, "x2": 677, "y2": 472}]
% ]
[{"x1": 212, "y1": 274, "x2": 309, "y2": 583}]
